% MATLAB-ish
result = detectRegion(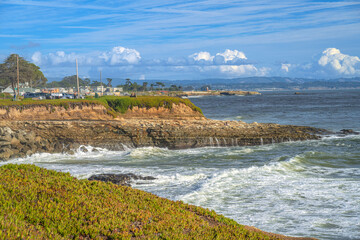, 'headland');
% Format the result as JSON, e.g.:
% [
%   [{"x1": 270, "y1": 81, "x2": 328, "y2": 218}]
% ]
[{"x1": 0, "y1": 96, "x2": 325, "y2": 160}]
